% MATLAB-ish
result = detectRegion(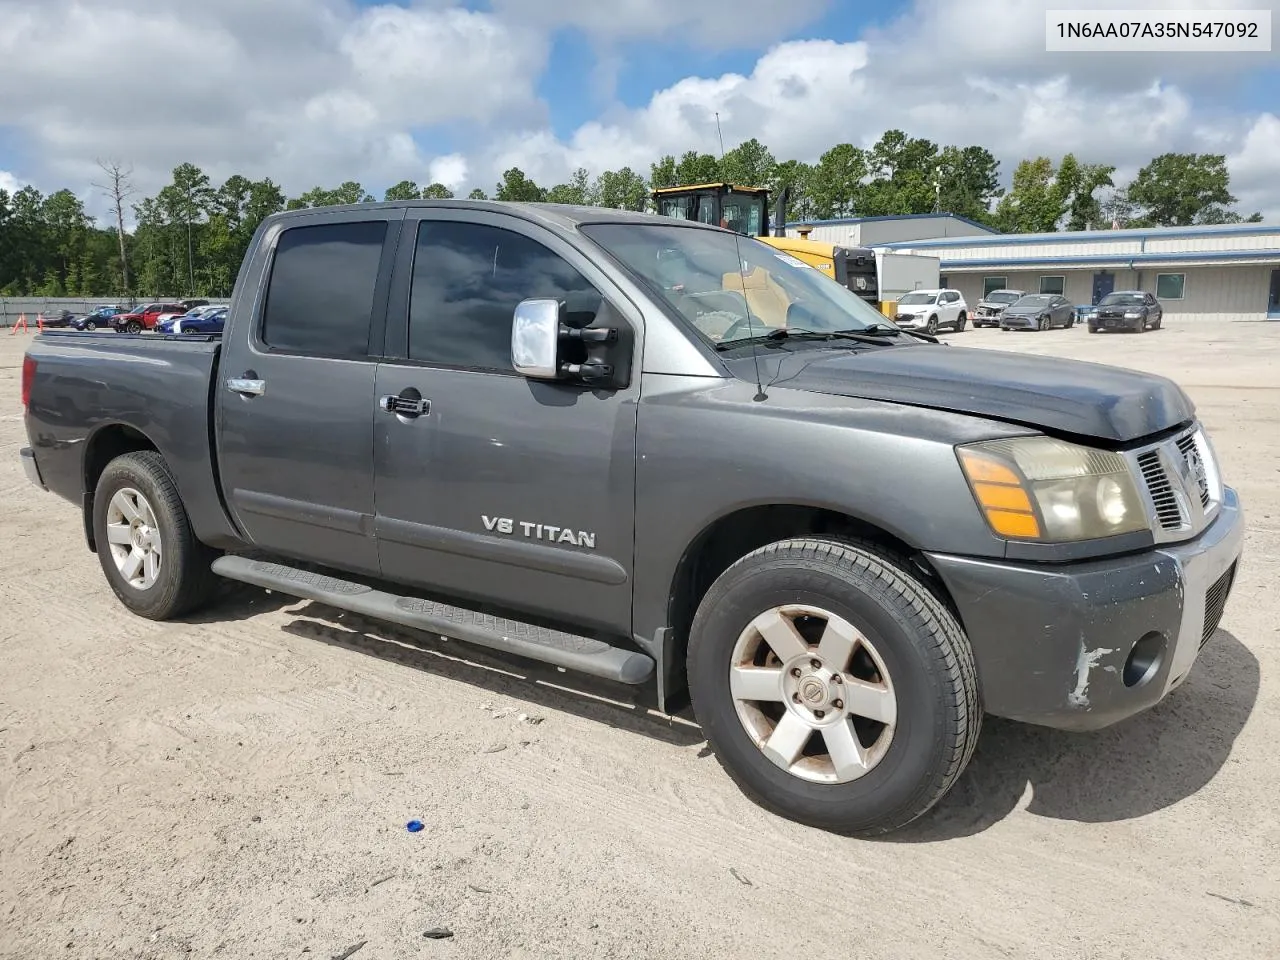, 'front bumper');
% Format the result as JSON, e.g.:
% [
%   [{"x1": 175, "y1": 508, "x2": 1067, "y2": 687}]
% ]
[
  {"x1": 20, "y1": 446, "x2": 46, "y2": 490},
  {"x1": 1000, "y1": 315, "x2": 1037, "y2": 329},
  {"x1": 926, "y1": 486, "x2": 1244, "y2": 731}
]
